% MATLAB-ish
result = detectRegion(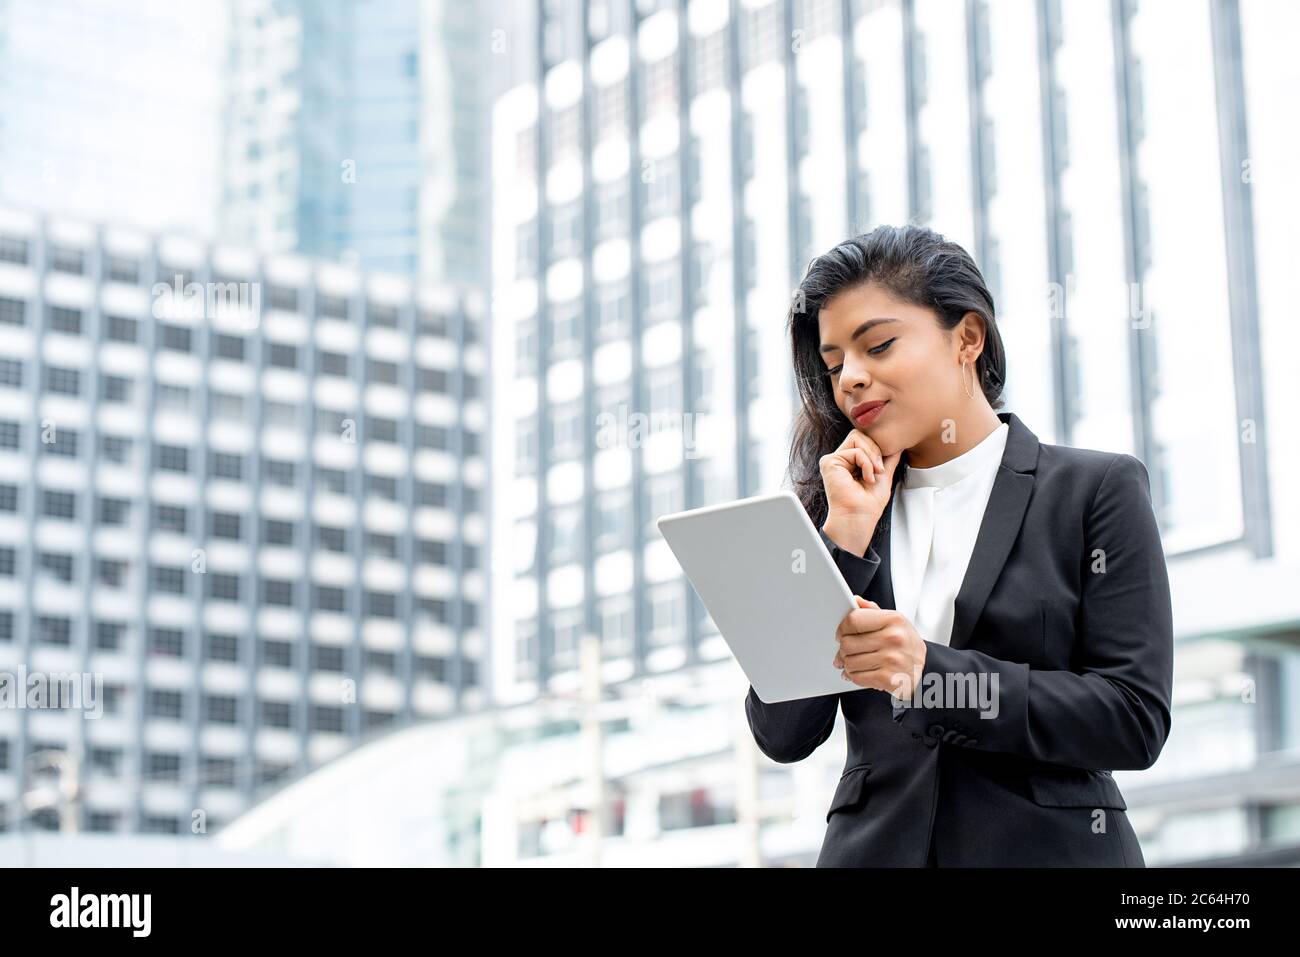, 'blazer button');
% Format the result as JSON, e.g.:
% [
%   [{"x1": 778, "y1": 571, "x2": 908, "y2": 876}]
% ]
[
  {"x1": 949, "y1": 733, "x2": 968, "y2": 746},
  {"x1": 964, "y1": 737, "x2": 979, "y2": 746}
]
